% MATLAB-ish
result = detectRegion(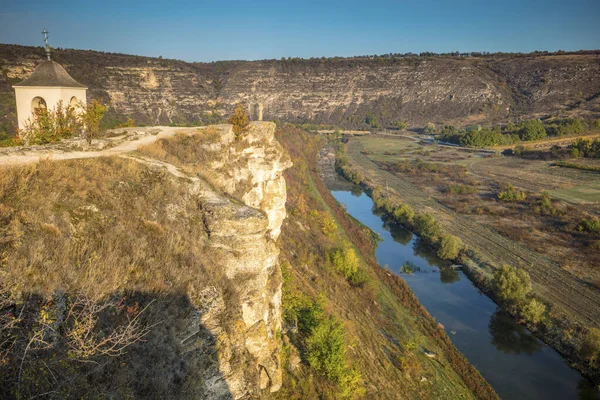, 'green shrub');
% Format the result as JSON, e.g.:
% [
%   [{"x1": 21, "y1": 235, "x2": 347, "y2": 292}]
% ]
[
  {"x1": 281, "y1": 262, "x2": 325, "y2": 334},
  {"x1": 338, "y1": 368, "x2": 365, "y2": 398},
  {"x1": 581, "y1": 328, "x2": 600, "y2": 366},
  {"x1": 519, "y1": 298, "x2": 546, "y2": 324},
  {"x1": 413, "y1": 213, "x2": 442, "y2": 243},
  {"x1": 492, "y1": 265, "x2": 532, "y2": 306},
  {"x1": 519, "y1": 120, "x2": 547, "y2": 141},
  {"x1": 437, "y1": 234, "x2": 463, "y2": 260},
  {"x1": 297, "y1": 297, "x2": 326, "y2": 334},
  {"x1": 228, "y1": 103, "x2": 250, "y2": 139},
  {"x1": 330, "y1": 247, "x2": 361, "y2": 279},
  {"x1": 395, "y1": 121, "x2": 407, "y2": 130},
  {"x1": 21, "y1": 100, "x2": 82, "y2": 145},
  {"x1": 306, "y1": 317, "x2": 347, "y2": 381},
  {"x1": 498, "y1": 184, "x2": 526, "y2": 202},
  {"x1": 576, "y1": 216, "x2": 600, "y2": 234},
  {"x1": 444, "y1": 184, "x2": 477, "y2": 195},
  {"x1": 554, "y1": 161, "x2": 600, "y2": 171},
  {"x1": 569, "y1": 138, "x2": 600, "y2": 158},
  {"x1": 392, "y1": 203, "x2": 415, "y2": 224},
  {"x1": 423, "y1": 122, "x2": 436, "y2": 134},
  {"x1": 348, "y1": 267, "x2": 370, "y2": 288}
]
